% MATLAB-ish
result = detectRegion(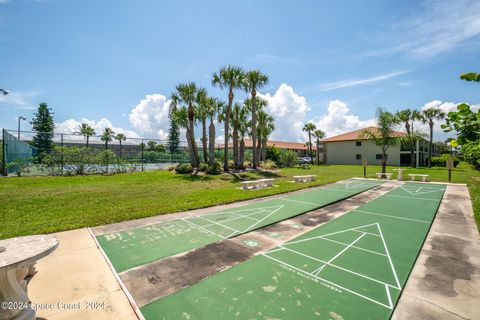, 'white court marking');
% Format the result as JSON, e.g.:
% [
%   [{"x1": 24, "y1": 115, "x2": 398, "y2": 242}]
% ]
[
  {"x1": 399, "y1": 185, "x2": 445, "y2": 196},
  {"x1": 263, "y1": 222, "x2": 401, "y2": 309},
  {"x1": 352, "y1": 209, "x2": 431, "y2": 224}
]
